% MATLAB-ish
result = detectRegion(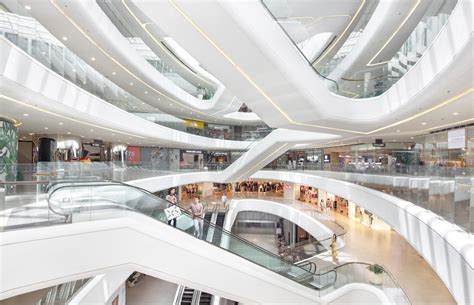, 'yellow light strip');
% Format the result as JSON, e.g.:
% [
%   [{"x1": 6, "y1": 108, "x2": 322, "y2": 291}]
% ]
[
  {"x1": 121, "y1": 0, "x2": 215, "y2": 88},
  {"x1": 422, "y1": 118, "x2": 474, "y2": 132},
  {"x1": 313, "y1": 0, "x2": 366, "y2": 66},
  {"x1": 0, "y1": 94, "x2": 147, "y2": 139},
  {"x1": 49, "y1": 0, "x2": 215, "y2": 119},
  {"x1": 168, "y1": 0, "x2": 472, "y2": 136},
  {"x1": 168, "y1": 0, "x2": 365, "y2": 135},
  {"x1": 367, "y1": 0, "x2": 421, "y2": 66},
  {"x1": 366, "y1": 88, "x2": 473, "y2": 134},
  {"x1": 0, "y1": 115, "x2": 22, "y2": 127}
]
